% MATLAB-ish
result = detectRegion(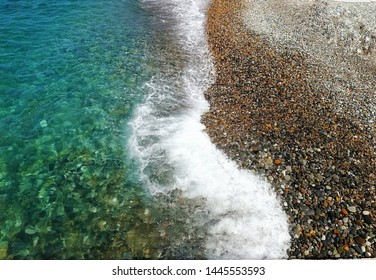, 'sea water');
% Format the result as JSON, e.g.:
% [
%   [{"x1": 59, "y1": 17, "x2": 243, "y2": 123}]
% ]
[
  {"x1": 0, "y1": 0, "x2": 163, "y2": 259},
  {"x1": 0, "y1": 0, "x2": 290, "y2": 259}
]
